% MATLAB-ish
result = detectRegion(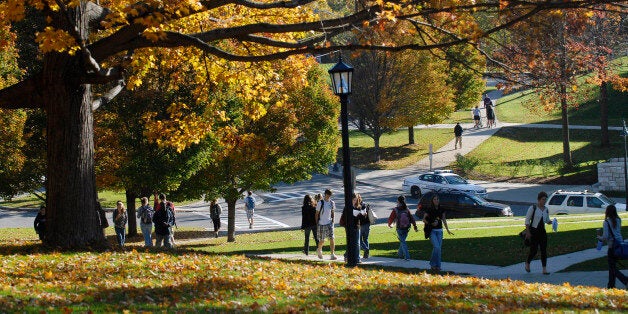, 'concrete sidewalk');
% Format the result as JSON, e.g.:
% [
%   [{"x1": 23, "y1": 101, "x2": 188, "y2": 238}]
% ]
[{"x1": 258, "y1": 246, "x2": 618, "y2": 288}]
